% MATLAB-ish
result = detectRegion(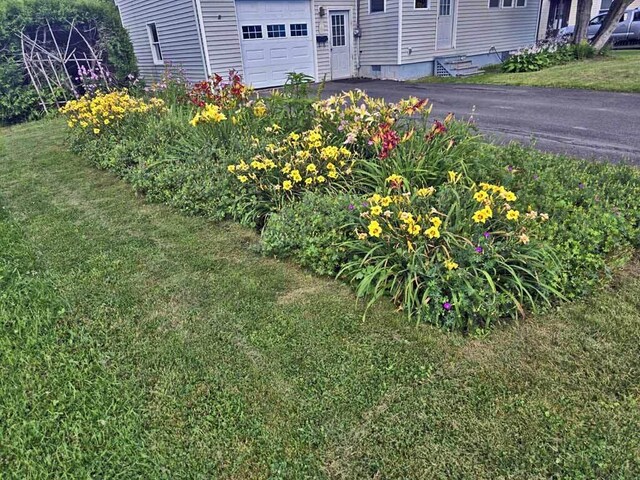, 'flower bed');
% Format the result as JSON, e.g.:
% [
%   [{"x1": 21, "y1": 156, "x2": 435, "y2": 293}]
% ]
[{"x1": 59, "y1": 70, "x2": 640, "y2": 330}]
